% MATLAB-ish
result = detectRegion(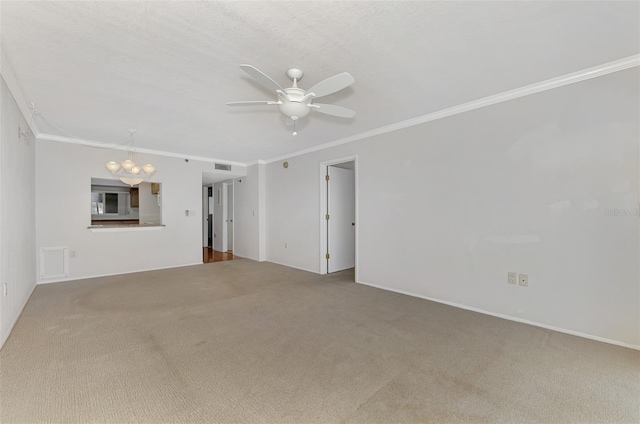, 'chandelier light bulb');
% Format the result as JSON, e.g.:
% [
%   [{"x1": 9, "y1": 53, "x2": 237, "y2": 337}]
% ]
[
  {"x1": 121, "y1": 159, "x2": 135, "y2": 171},
  {"x1": 105, "y1": 161, "x2": 120, "y2": 173},
  {"x1": 130, "y1": 166, "x2": 141, "y2": 175},
  {"x1": 142, "y1": 164, "x2": 156, "y2": 174}
]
